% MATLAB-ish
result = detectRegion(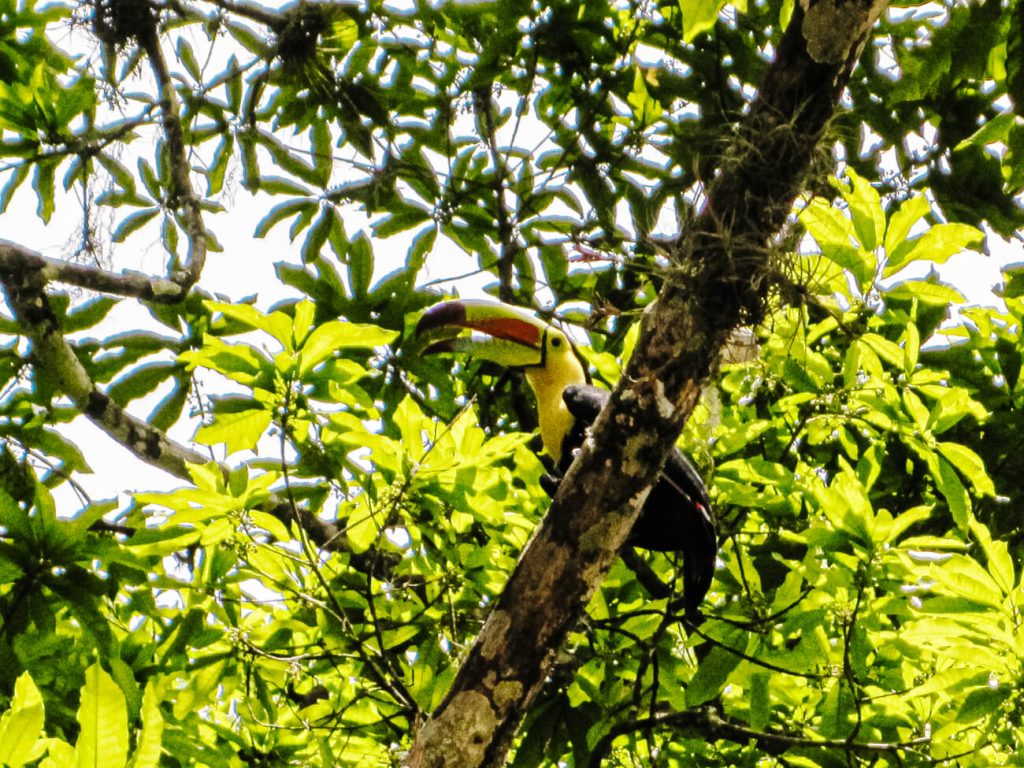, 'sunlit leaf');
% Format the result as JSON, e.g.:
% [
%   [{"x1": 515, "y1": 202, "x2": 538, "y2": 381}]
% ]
[{"x1": 76, "y1": 665, "x2": 128, "y2": 768}]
